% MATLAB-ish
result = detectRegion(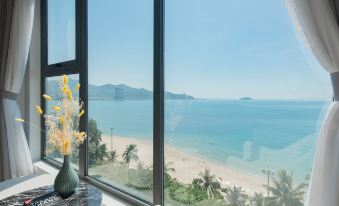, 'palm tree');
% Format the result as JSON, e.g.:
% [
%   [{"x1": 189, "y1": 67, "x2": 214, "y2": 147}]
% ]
[
  {"x1": 250, "y1": 192, "x2": 264, "y2": 206},
  {"x1": 193, "y1": 168, "x2": 220, "y2": 200},
  {"x1": 108, "y1": 150, "x2": 118, "y2": 162},
  {"x1": 122, "y1": 144, "x2": 139, "y2": 163},
  {"x1": 222, "y1": 186, "x2": 248, "y2": 206},
  {"x1": 262, "y1": 169, "x2": 274, "y2": 197},
  {"x1": 264, "y1": 169, "x2": 307, "y2": 206}
]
